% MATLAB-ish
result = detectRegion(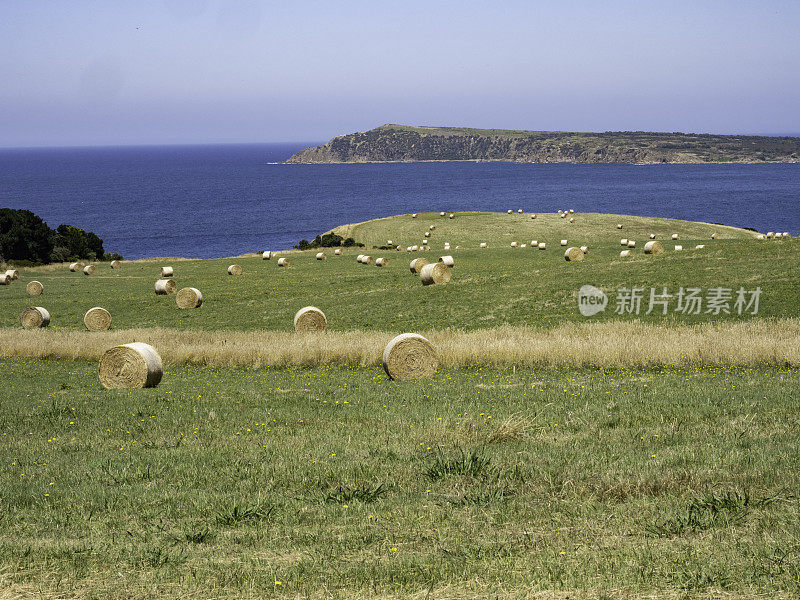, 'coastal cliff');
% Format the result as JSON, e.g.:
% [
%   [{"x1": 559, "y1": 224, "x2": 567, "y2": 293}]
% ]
[{"x1": 286, "y1": 124, "x2": 800, "y2": 164}]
